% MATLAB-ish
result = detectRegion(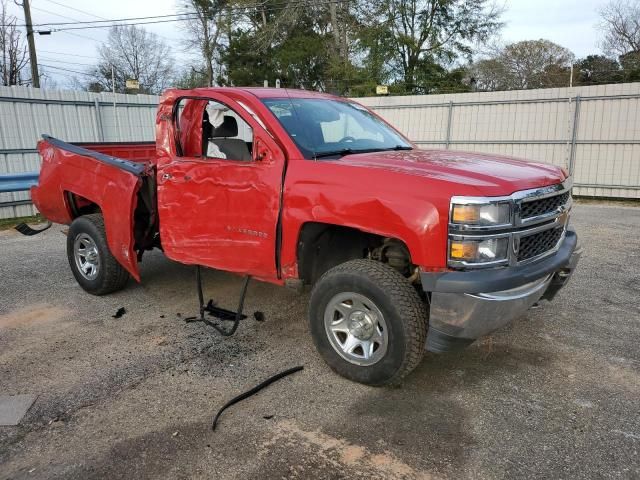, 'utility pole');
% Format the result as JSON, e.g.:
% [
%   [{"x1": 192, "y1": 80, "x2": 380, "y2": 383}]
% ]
[
  {"x1": 569, "y1": 63, "x2": 574, "y2": 88},
  {"x1": 111, "y1": 65, "x2": 121, "y2": 141},
  {"x1": 16, "y1": 0, "x2": 40, "y2": 88}
]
